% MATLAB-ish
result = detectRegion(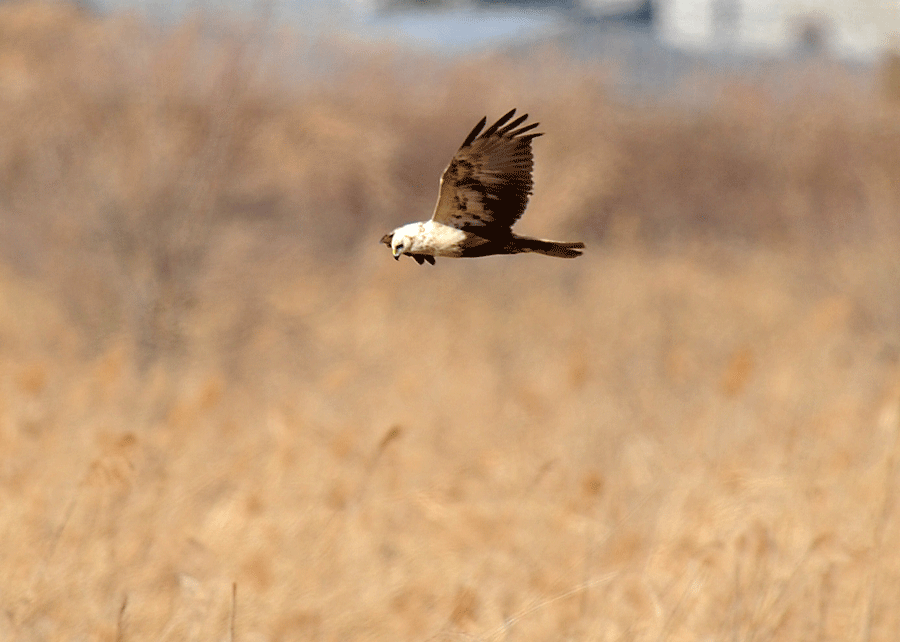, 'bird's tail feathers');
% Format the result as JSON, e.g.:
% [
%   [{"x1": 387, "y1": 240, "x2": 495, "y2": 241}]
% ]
[{"x1": 514, "y1": 236, "x2": 585, "y2": 259}]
